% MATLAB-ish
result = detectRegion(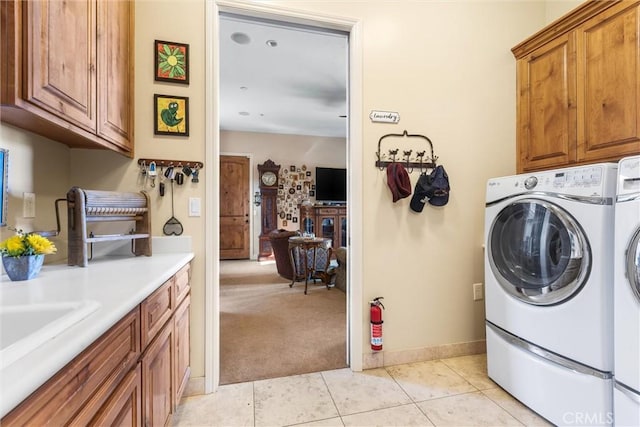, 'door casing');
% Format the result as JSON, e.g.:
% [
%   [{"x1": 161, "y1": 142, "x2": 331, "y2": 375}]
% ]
[{"x1": 205, "y1": 0, "x2": 364, "y2": 393}]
